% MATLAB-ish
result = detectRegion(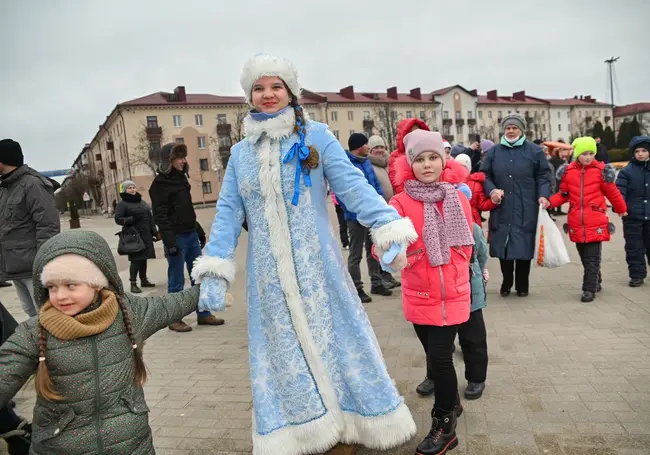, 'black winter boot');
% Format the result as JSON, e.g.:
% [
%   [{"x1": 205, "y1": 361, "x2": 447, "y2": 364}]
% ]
[
  {"x1": 140, "y1": 279, "x2": 156, "y2": 288},
  {"x1": 416, "y1": 377, "x2": 435, "y2": 396},
  {"x1": 370, "y1": 284, "x2": 392, "y2": 296},
  {"x1": 416, "y1": 410, "x2": 458, "y2": 455},
  {"x1": 629, "y1": 278, "x2": 645, "y2": 288},
  {"x1": 357, "y1": 288, "x2": 372, "y2": 303},
  {"x1": 581, "y1": 291, "x2": 595, "y2": 303},
  {"x1": 130, "y1": 281, "x2": 142, "y2": 294}
]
